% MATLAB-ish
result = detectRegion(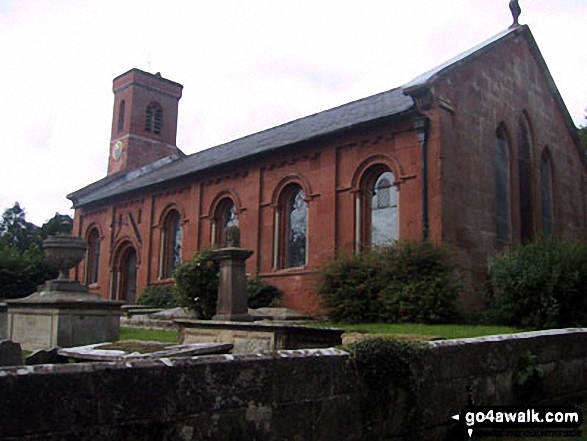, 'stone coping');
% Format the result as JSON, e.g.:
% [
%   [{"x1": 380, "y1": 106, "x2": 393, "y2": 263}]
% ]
[
  {"x1": 0, "y1": 348, "x2": 349, "y2": 376},
  {"x1": 57, "y1": 342, "x2": 234, "y2": 362},
  {"x1": 6, "y1": 291, "x2": 123, "y2": 309},
  {"x1": 429, "y1": 327, "x2": 587, "y2": 348},
  {"x1": 175, "y1": 318, "x2": 344, "y2": 335}
]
